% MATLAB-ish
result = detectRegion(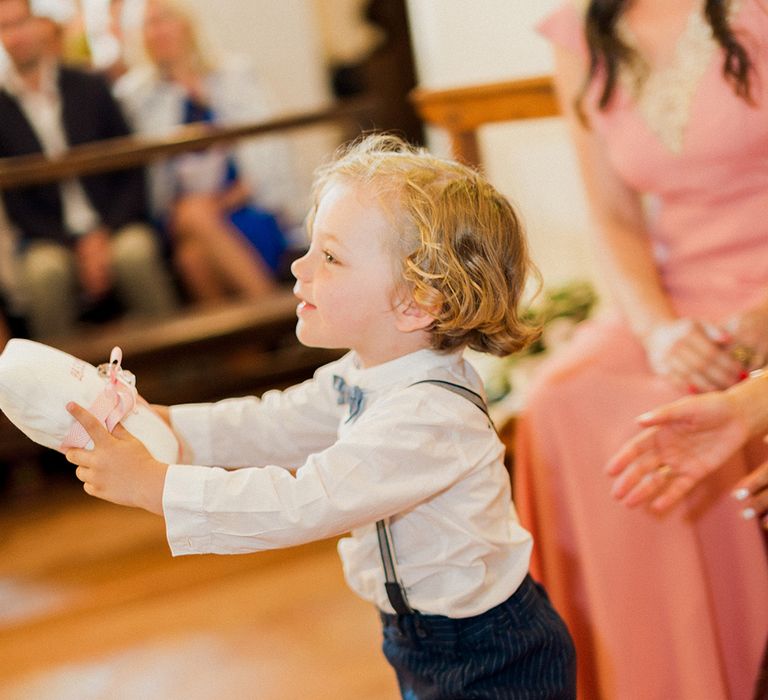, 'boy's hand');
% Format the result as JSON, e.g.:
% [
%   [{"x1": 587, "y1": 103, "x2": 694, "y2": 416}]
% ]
[{"x1": 65, "y1": 402, "x2": 168, "y2": 515}]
